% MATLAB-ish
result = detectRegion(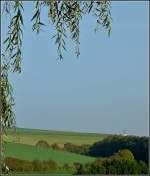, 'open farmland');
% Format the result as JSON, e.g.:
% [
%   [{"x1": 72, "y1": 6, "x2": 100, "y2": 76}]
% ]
[
  {"x1": 5, "y1": 142, "x2": 95, "y2": 166},
  {"x1": 5, "y1": 127, "x2": 108, "y2": 146}
]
